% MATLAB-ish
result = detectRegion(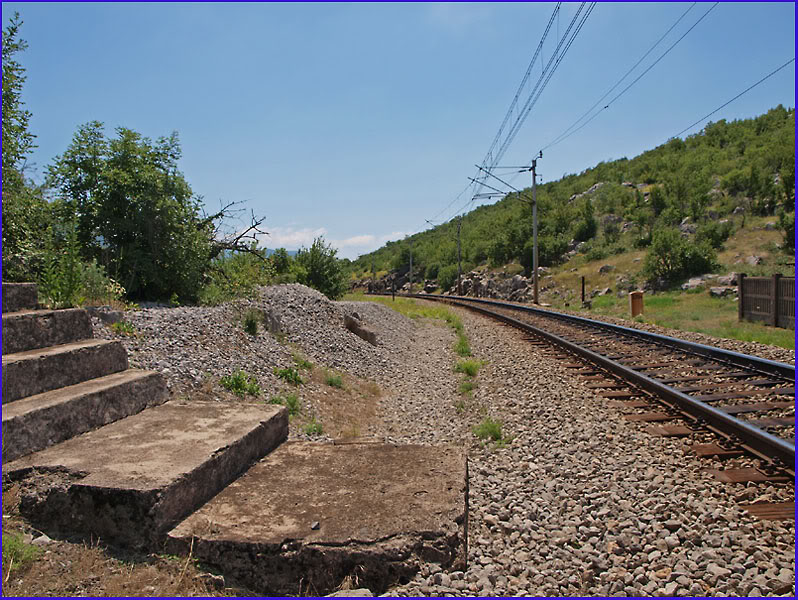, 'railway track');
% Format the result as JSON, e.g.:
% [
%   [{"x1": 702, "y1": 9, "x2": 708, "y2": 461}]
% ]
[{"x1": 386, "y1": 293, "x2": 795, "y2": 520}]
